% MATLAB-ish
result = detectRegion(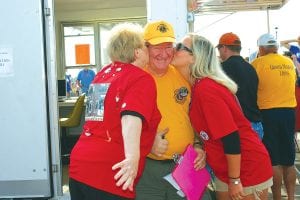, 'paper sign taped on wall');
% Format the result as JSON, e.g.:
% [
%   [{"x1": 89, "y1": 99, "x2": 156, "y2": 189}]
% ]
[
  {"x1": 75, "y1": 44, "x2": 90, "y2": 64},
  {"x1": 0, "y1": 47, "x2": 14, "y2": 77}
]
